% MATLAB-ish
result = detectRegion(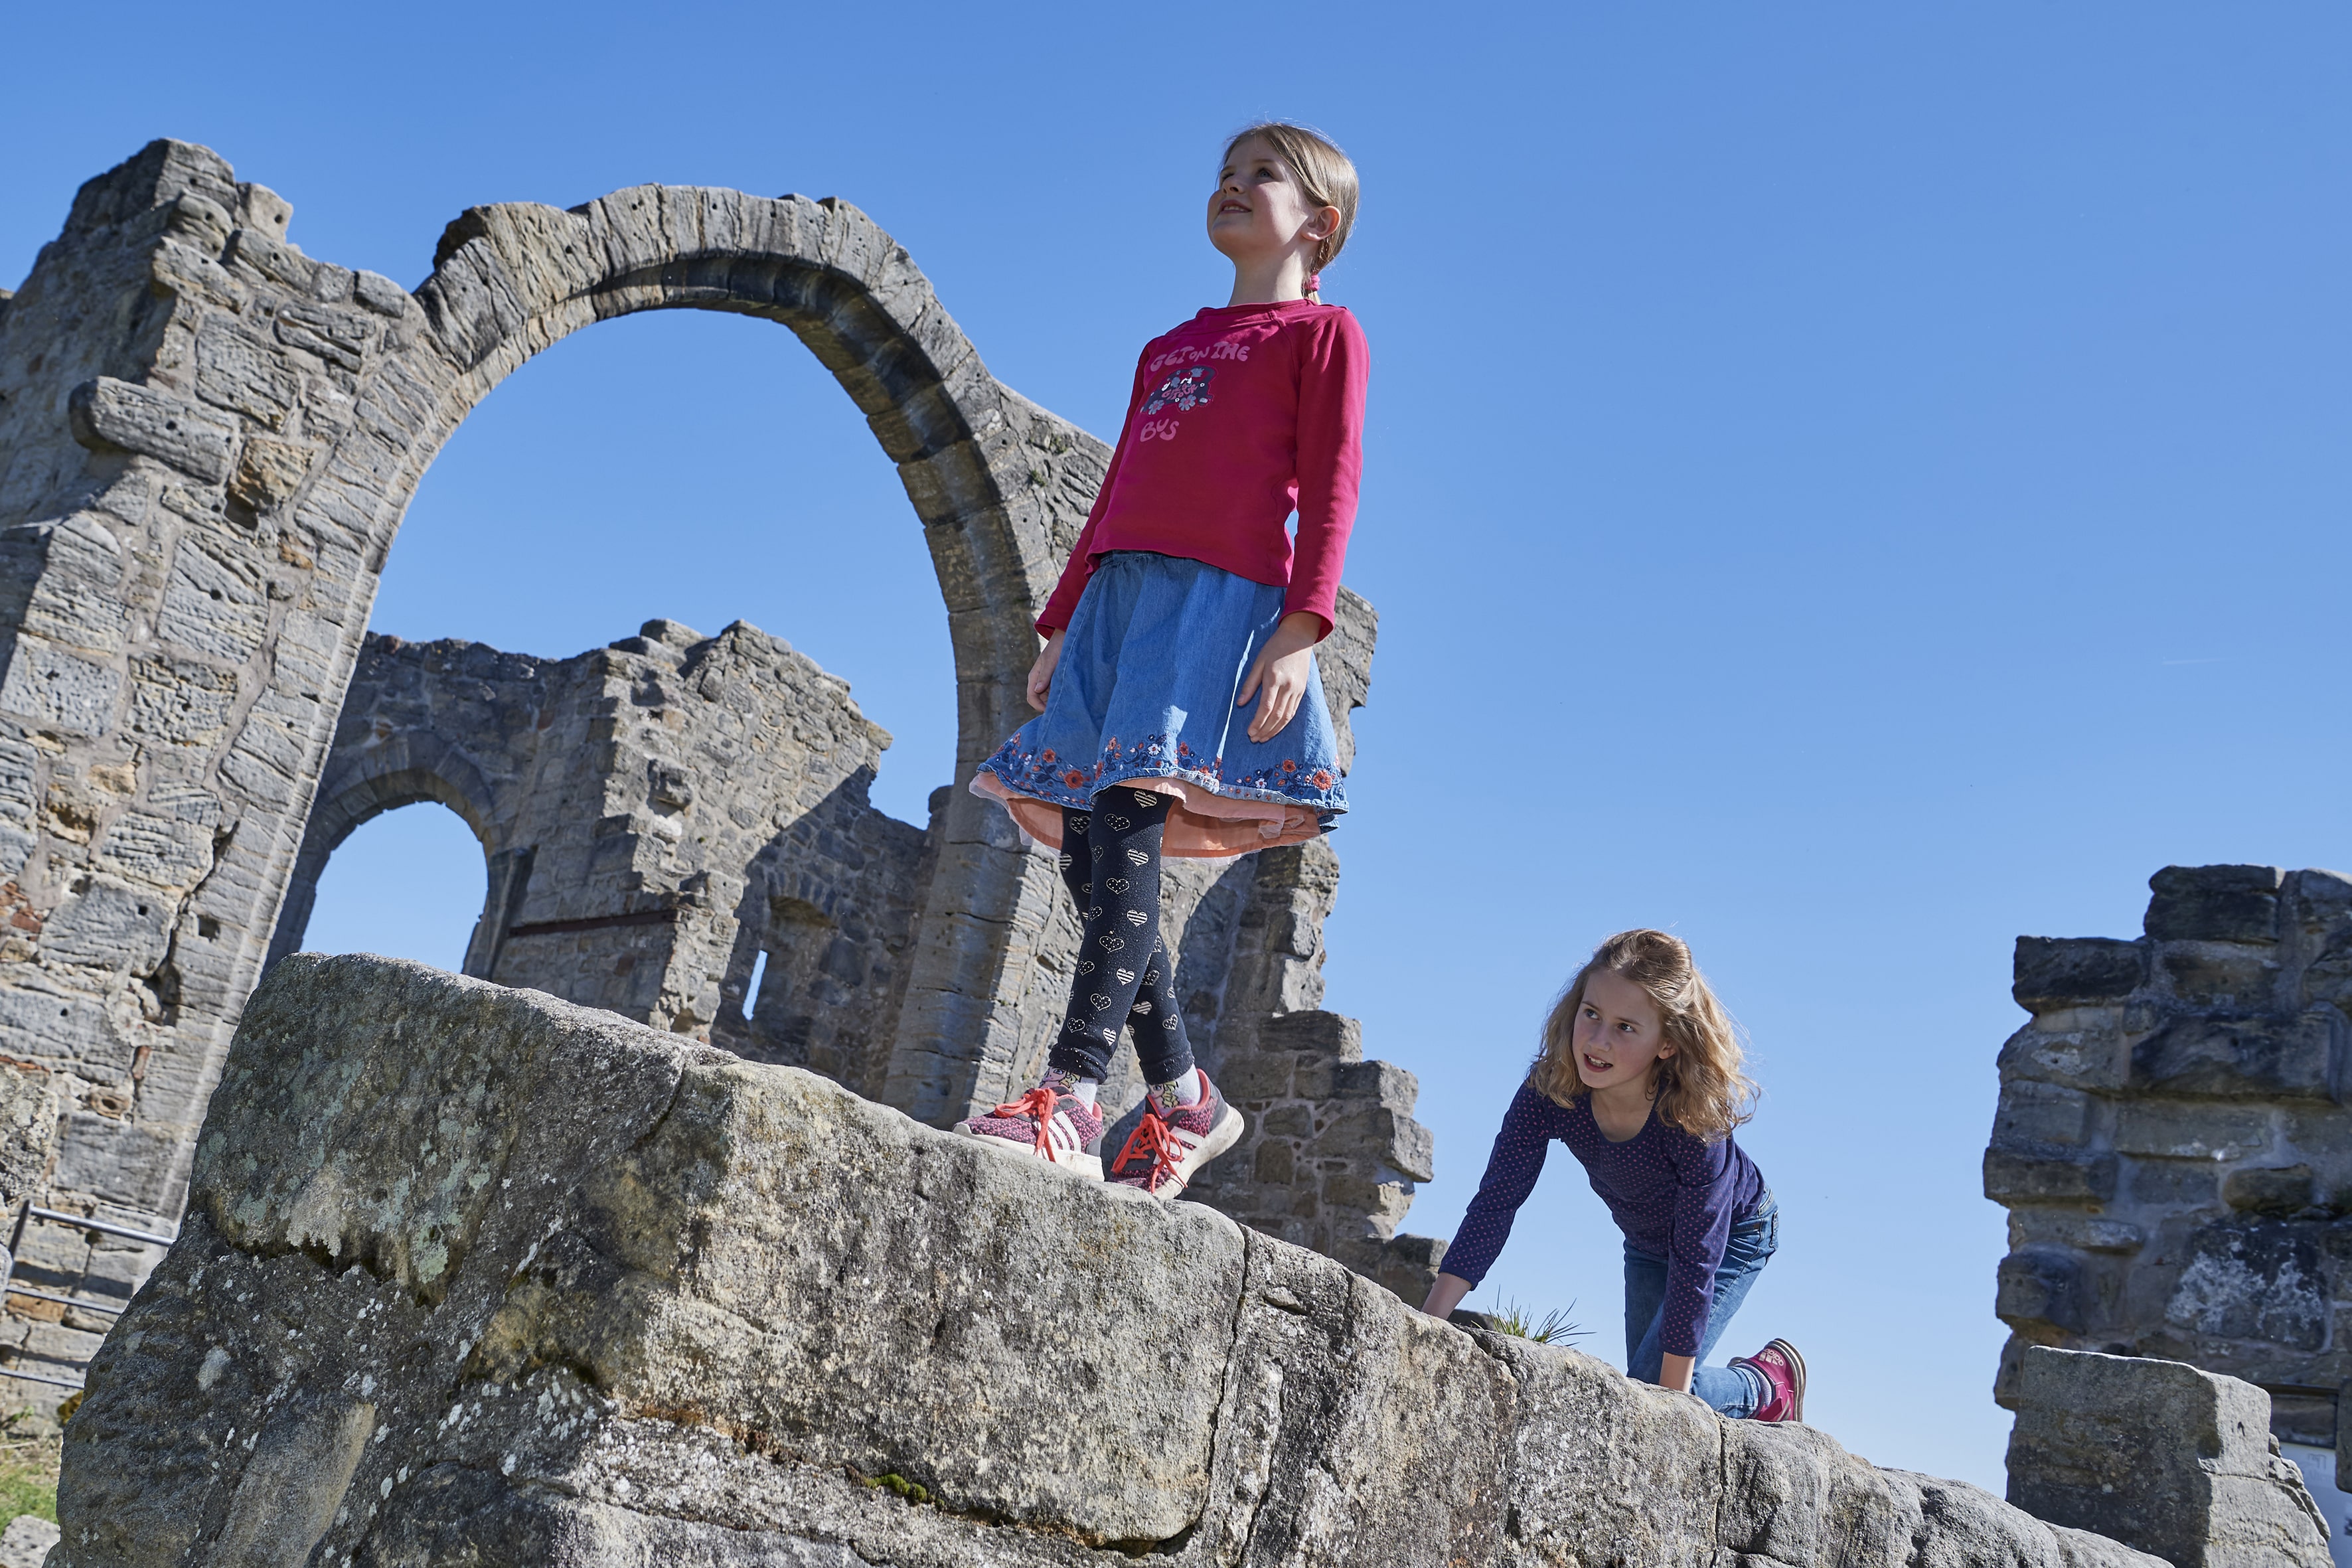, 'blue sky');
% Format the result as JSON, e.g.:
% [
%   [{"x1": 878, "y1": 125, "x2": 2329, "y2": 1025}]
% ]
[{"x1": 9, "y1": 3, "x2": 2350, "y2": 1490}]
